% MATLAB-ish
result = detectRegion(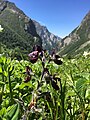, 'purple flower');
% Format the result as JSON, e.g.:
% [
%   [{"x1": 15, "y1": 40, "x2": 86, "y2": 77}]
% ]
[
  {"x1": 50, "y1": 50, "x2": 63, "y2": 65},
  {"x1": 28, "y1": 51, "x2": 38, "y2": 63}
]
